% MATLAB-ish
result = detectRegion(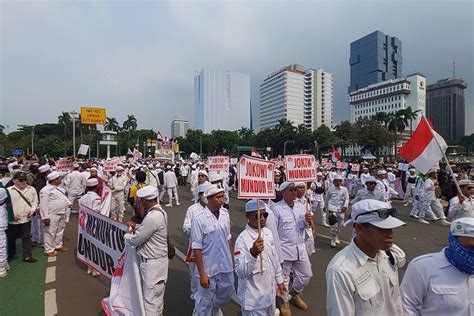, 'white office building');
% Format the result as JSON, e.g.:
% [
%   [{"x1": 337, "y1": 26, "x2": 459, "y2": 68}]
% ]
[
  {"x1": 194, "y1": 67, "x2": 250, "y2": 133},
  {"x1": 349, "y1": 73, "x2": 426, "y2": 128},
  {"x1": 259, "y1": 64, "x2": 334, "y2": 131},
  {"x1": 171, "y1": 117, "x2": 190, "y2": 138}
]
